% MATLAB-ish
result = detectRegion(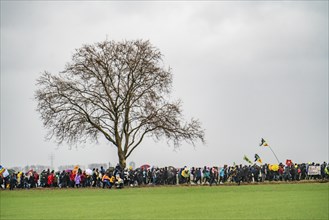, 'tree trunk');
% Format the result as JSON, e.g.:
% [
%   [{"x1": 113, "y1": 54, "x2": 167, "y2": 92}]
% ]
[{"x1": 118, "y1": 149, "x2": 127, "y2": 168}]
